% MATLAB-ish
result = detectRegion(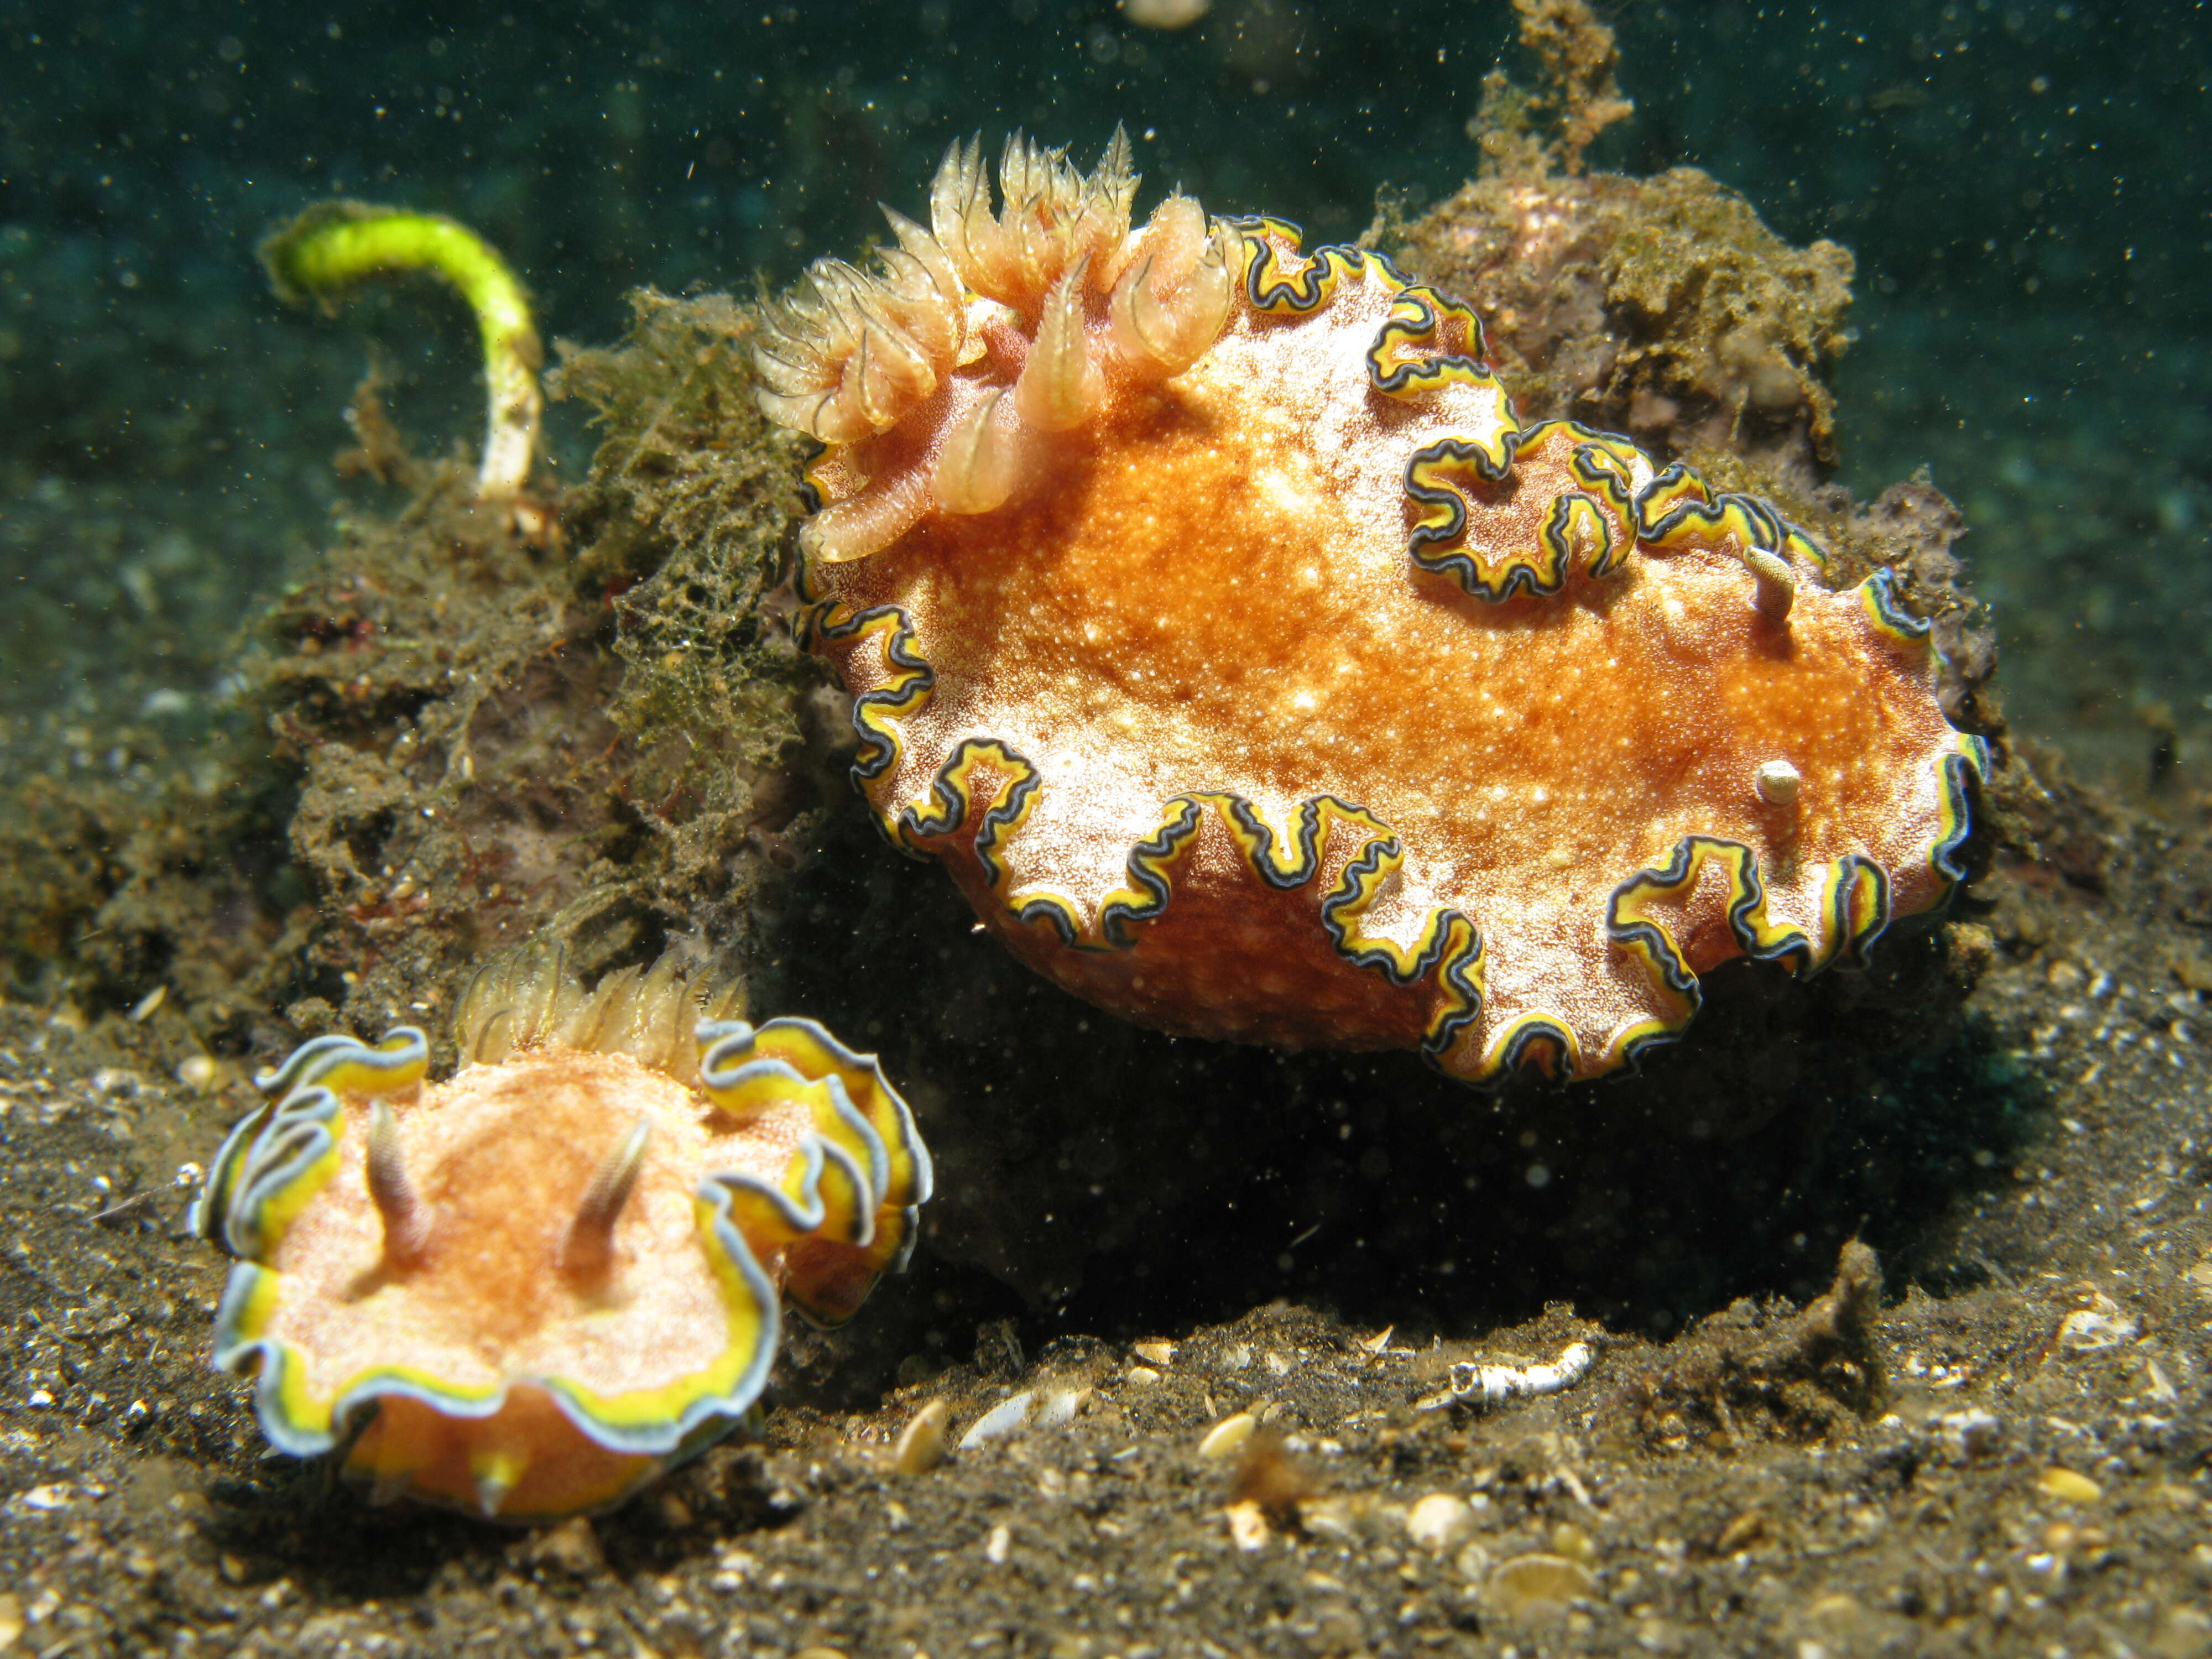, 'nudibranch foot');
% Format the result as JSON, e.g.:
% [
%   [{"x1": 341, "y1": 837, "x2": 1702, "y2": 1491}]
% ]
[
  {"x1": 765, "y1": 137, "x2": 1986, "y2": 1087},
  {"x1": 195, "y1": 946, "x2": 932, "y2": 1522}
]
